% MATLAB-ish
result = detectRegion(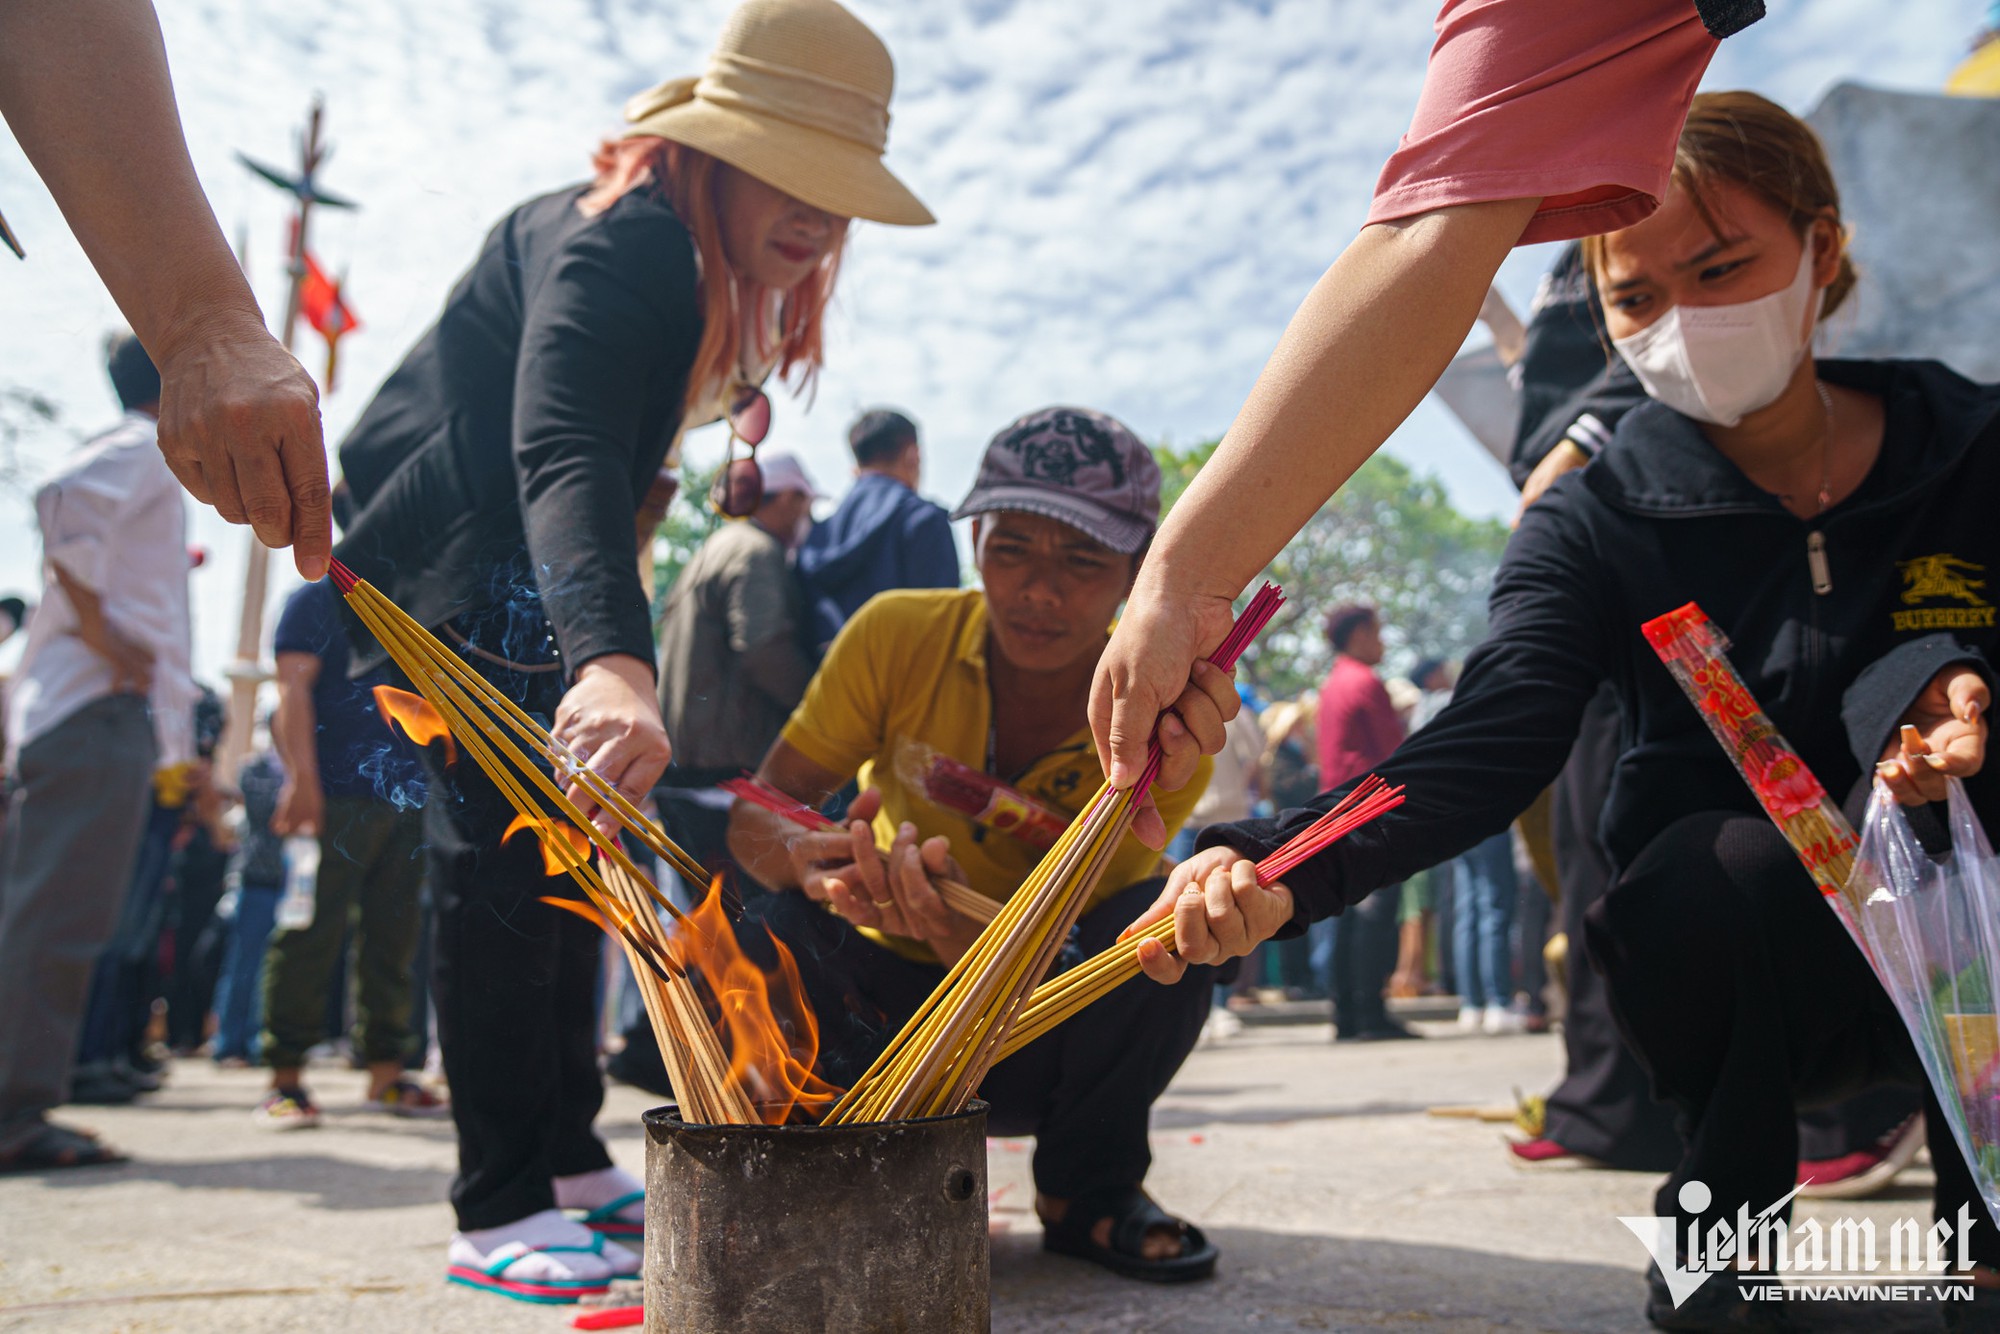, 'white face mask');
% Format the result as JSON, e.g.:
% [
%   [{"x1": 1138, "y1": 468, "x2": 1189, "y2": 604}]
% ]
[{"x1": 1611, "y1": 243, "x2": 1823, "y2": 427}]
